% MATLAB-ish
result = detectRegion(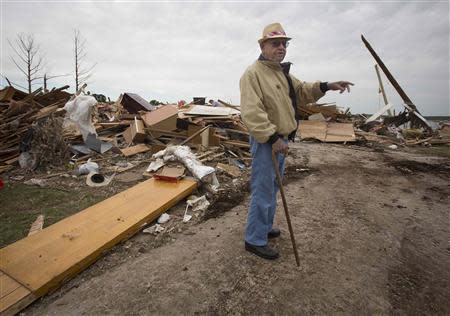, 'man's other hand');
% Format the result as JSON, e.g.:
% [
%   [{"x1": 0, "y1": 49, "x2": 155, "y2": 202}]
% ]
[
  {"x1": 272, "y1": 138, "x2": 289, "y2": 155},
  {"x1": 327, "y1": 81, "x2": 354, "y2": 93}
]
